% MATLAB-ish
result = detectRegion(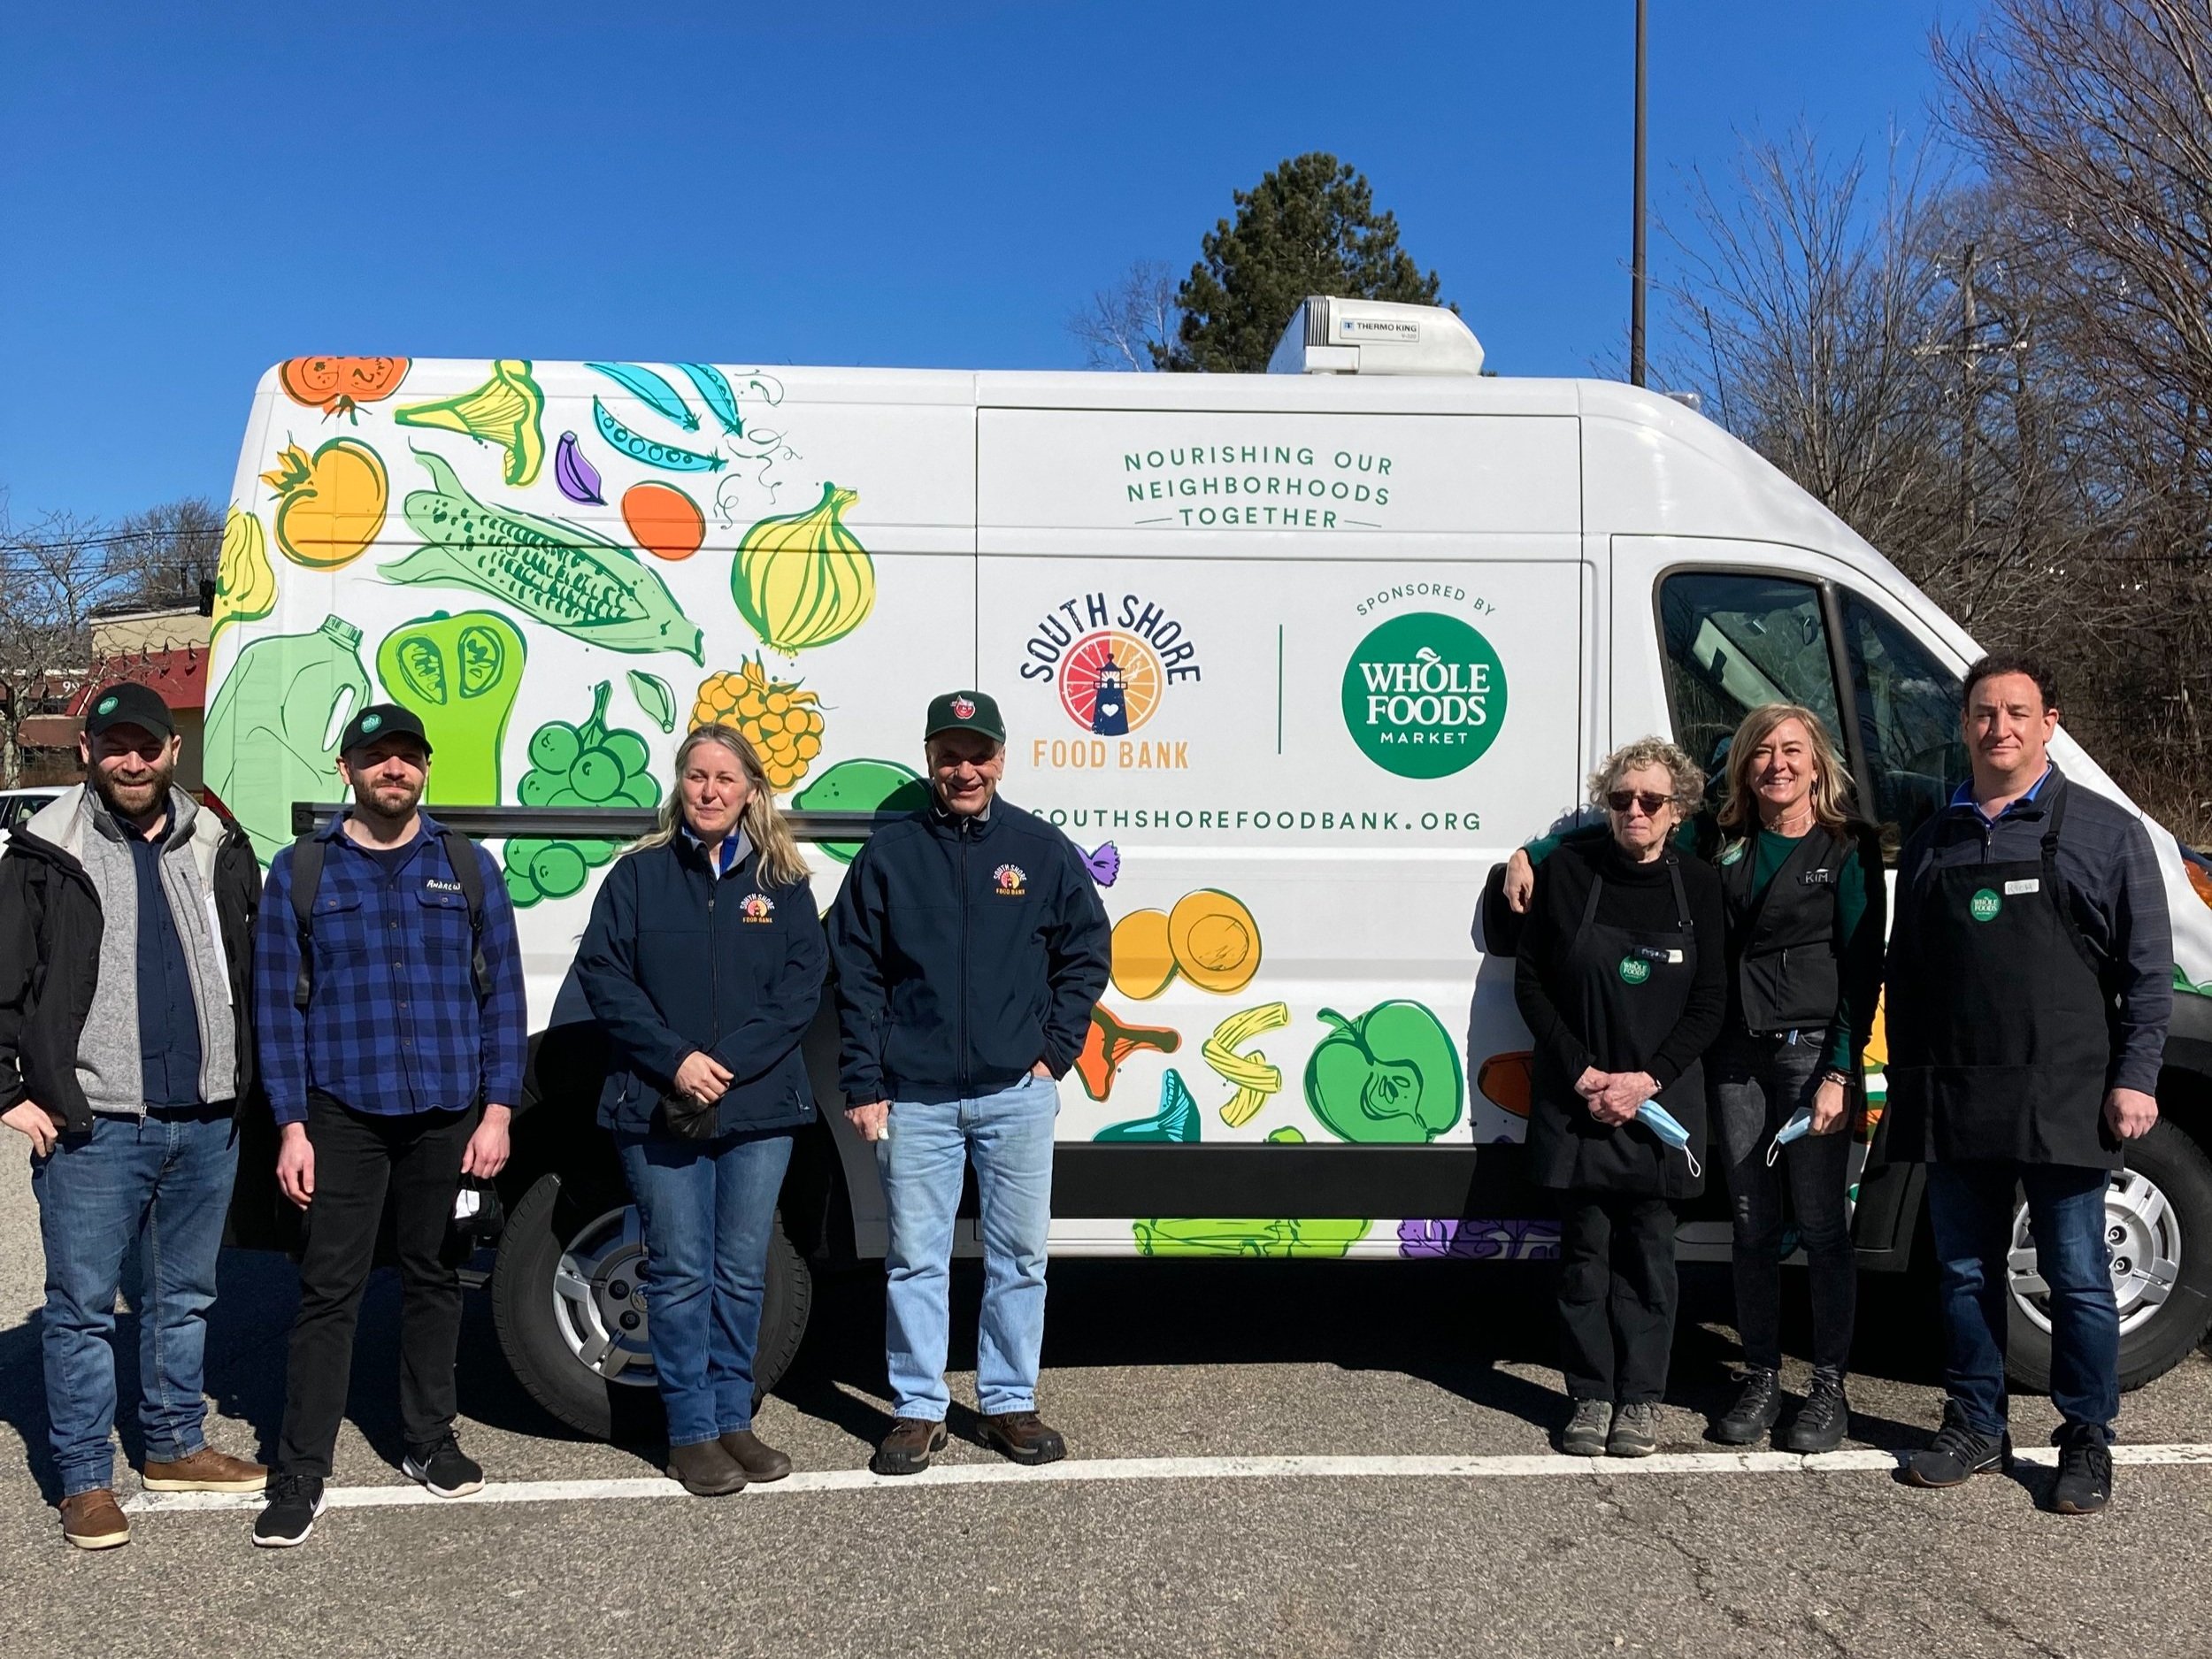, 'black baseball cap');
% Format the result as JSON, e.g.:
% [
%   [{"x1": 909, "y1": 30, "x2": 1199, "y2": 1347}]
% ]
[
  {"x1": 82, "y1": 682, "x2": 175, "y2": 741},
  {"x1": 339, "y1": 703, "x2": 434, "y2": 758},
  {"x1": 924, "y1": 689, "x2": 1005, "y2": 744}
]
